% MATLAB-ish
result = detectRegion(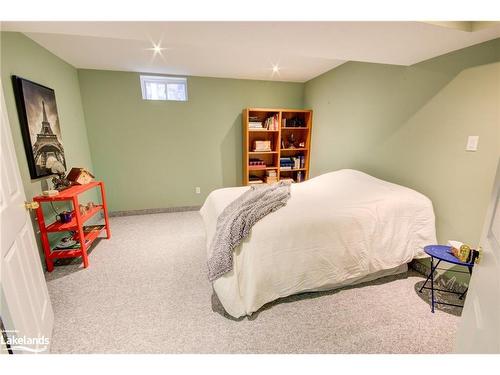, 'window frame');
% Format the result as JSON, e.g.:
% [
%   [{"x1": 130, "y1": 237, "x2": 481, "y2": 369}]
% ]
[{"x1": 139, "y1": 75, "x2": 188, "y2": 102}]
